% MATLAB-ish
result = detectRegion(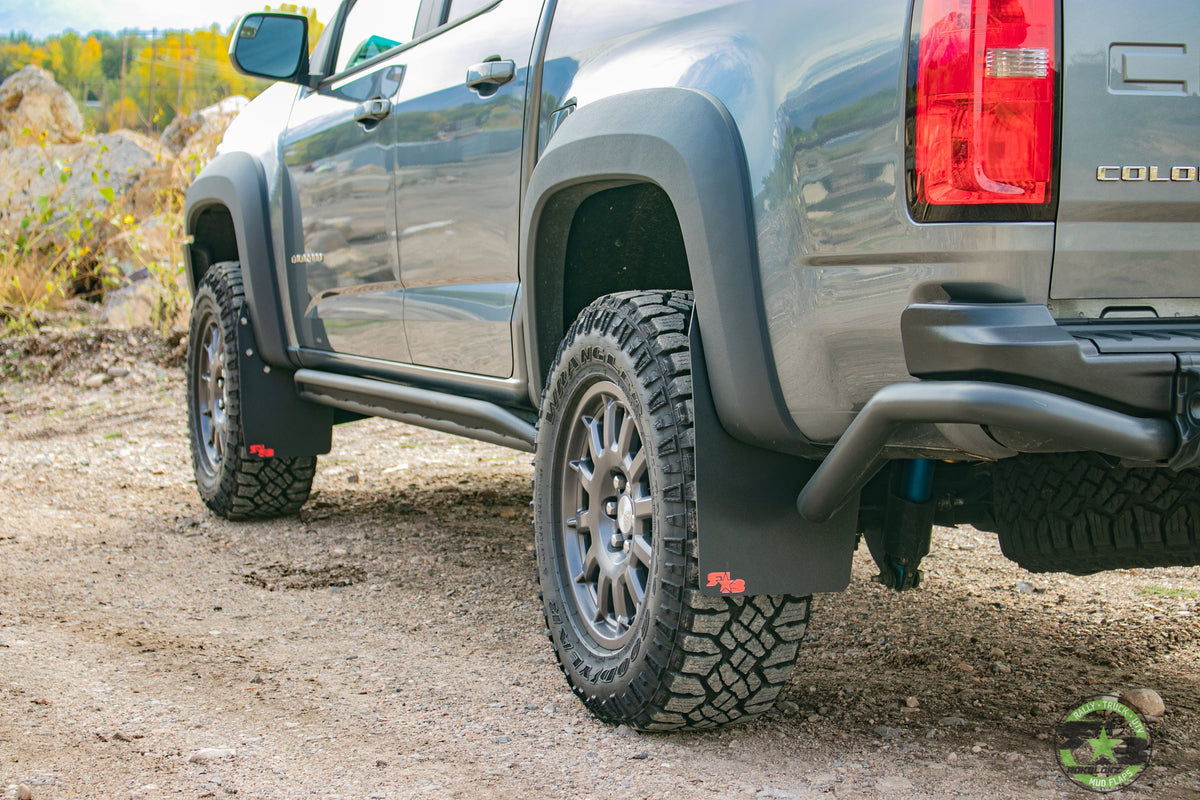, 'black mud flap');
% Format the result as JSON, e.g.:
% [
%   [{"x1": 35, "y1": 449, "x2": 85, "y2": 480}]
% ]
[
  {"x1": 236, "y1": 313, "x2": 333, "y2": 459},
  {"x1": 693, "y1": 319, "x2": 858, "y2": 597}
]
